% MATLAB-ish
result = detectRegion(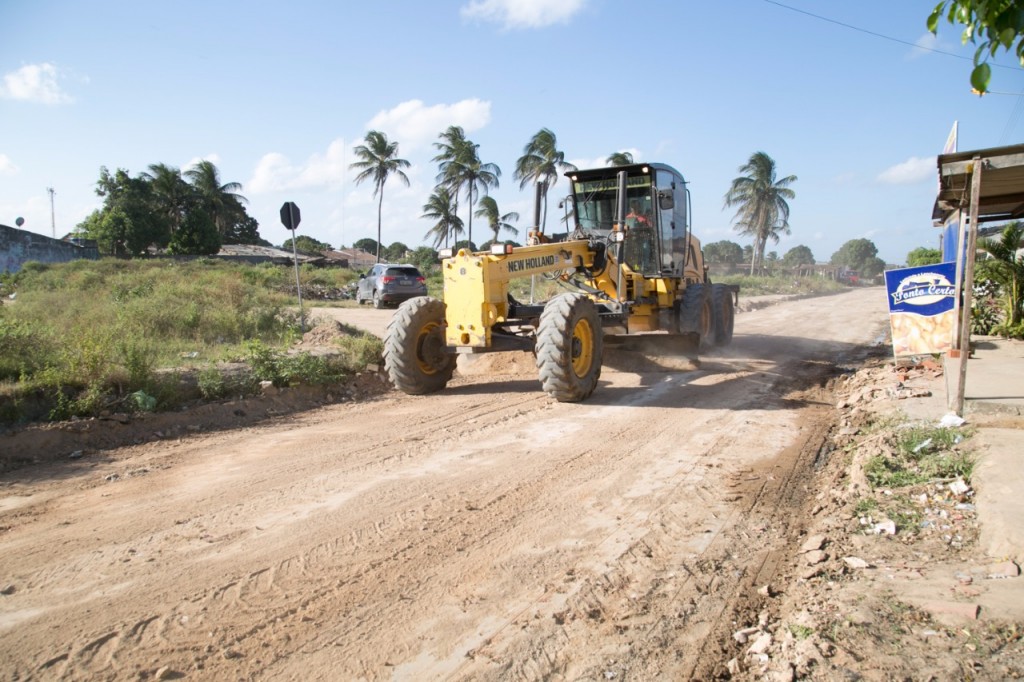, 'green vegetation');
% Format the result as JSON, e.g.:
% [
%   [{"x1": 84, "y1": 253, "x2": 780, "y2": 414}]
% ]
[
  {"x1": 77, "y1": 160, "x2": 265, "y2": 258},
  {"x1": 864, "y1": 424, "x2": 975, "y2": 489},
  {"x1": 976, "y1": 221, "x2": 1024, "y2": 338},
  {"x1": 927, "y1": 0, "x2": 1024, "y2": 94},
  {"x1": 831, "y1": 238, "x2": 886, "y2": 278},
  {"x1": 711, "y1": 273, "x2": 844, "y2": 296},
  {"x1": 788, "y1": 624, "x2": 815, "y2": 640},
  {"x1": 906, "y1": 246, "x2": 942, "y2": 267},
  {"x1": 0, "y1": 259, "x2": 379, "y2": 425},
  {"x1": 350, "y1": 131, "x2": 412, "y2": 263},
  {"x1": 513, "y1": 128, "x2": 575, "y2": 236},
  {"x1": 723, "y1": 151, "x2": 798, "y2": 276}
]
